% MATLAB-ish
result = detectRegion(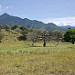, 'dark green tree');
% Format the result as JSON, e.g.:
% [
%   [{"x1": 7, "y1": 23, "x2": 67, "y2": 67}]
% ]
[
  {"x1": 11, "y1": 24, "x2": 20, "y2": 30},
  {"x1": 68, "y1": 27, "x2": 71, "y2": 29},
  {"x1": 64, "y1": 28, "x2": 75, "y2": 44}
]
